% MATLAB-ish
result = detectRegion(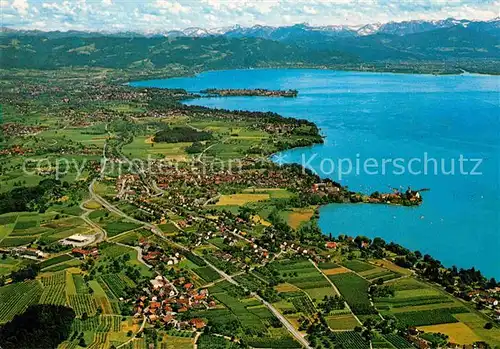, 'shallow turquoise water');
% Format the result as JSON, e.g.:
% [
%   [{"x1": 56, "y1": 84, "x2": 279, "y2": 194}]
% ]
[{"x1": 131, "y1": 69, "x2": 500, "y2": 278}]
